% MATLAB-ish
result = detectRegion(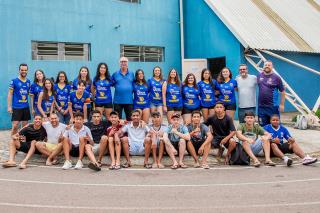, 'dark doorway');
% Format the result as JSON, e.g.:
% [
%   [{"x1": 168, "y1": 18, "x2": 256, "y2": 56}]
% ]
[{"x1": 207, "y1": 57, "x2": 226, "y2": 80}]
